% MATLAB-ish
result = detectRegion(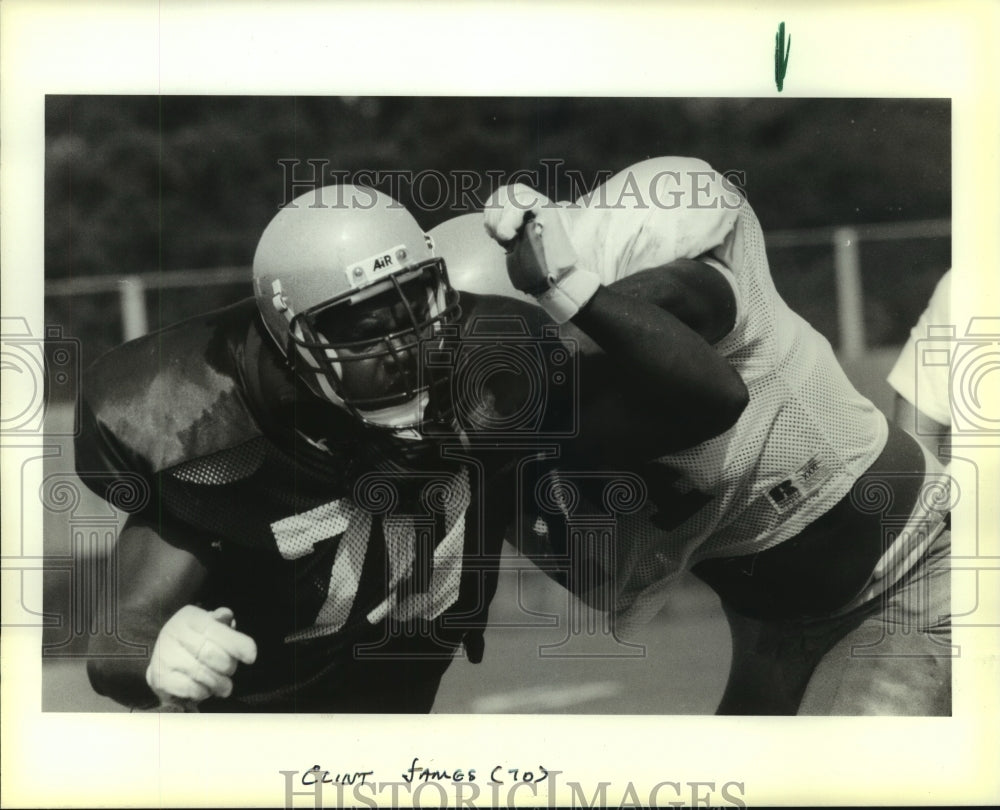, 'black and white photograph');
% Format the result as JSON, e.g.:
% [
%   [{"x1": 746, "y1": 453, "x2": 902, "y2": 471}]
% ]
[{"x1": 2, "y1": 2, "x2": 998, "y2": 808}]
